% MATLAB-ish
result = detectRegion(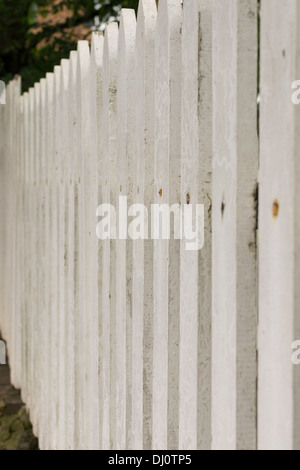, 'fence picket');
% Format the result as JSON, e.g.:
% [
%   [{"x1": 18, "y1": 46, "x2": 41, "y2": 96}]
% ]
[
  {"x1": 75, "y1": 41, "x2": 89, "y2": 450},
  {"x1": 44, "y1": 72, "x2": 54, "y2": 451},
  {"x1": 90, "y1": 32, "x2": 104, "y2": 450},
  {"x1": 212, "y1": 0, "x2": 258, "y2": 450},
  {"x1": 197, "y1": 0, "x2": 213, "y2": 450},
  {"x1": 38, "y1": 77, "x2": 47, "y2": 450},
  {"x1": 28, "y1": 87, "x2": 35, "y2": 426},
  {"x1": 179, "y1": 0, "x2": 201, "y2": 450},
  {"x1": 100, "y1": 22, "x2": 119, "y2": 450},
  {"x1": 153, "y1": 0, "x2": 182, "y2": 450},
  {"x1": 33, "y1": 81, "x2": 41, "y2": 436},
  {"x1": 259, "y1": 0, "x2": 300, "y2": 450},
  {"x1": 22, "y1": 91, "x2": 29, "y2": 408},
  {"x1": 56, "y1": 58, "x2": 69, "y2": 450},
  {"x1": 116, "y1": 9, "x2": 136, "y2": 450},
  {"x1": 132, "y1": 0, "x2": 157, "y2": 450},
  {"x1": 65, "y1": 50, "x2": 77, "y2": 451}
]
